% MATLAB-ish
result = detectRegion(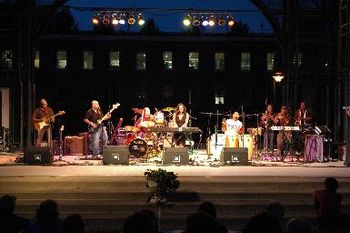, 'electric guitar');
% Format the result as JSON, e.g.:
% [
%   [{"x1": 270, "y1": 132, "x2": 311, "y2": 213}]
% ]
[
  {"x1": 89, "y1": 103, "x2": 120, "y2": 133},
  {"x1": 34, "y1": 111, "x2": 66, "y2": 131}
]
